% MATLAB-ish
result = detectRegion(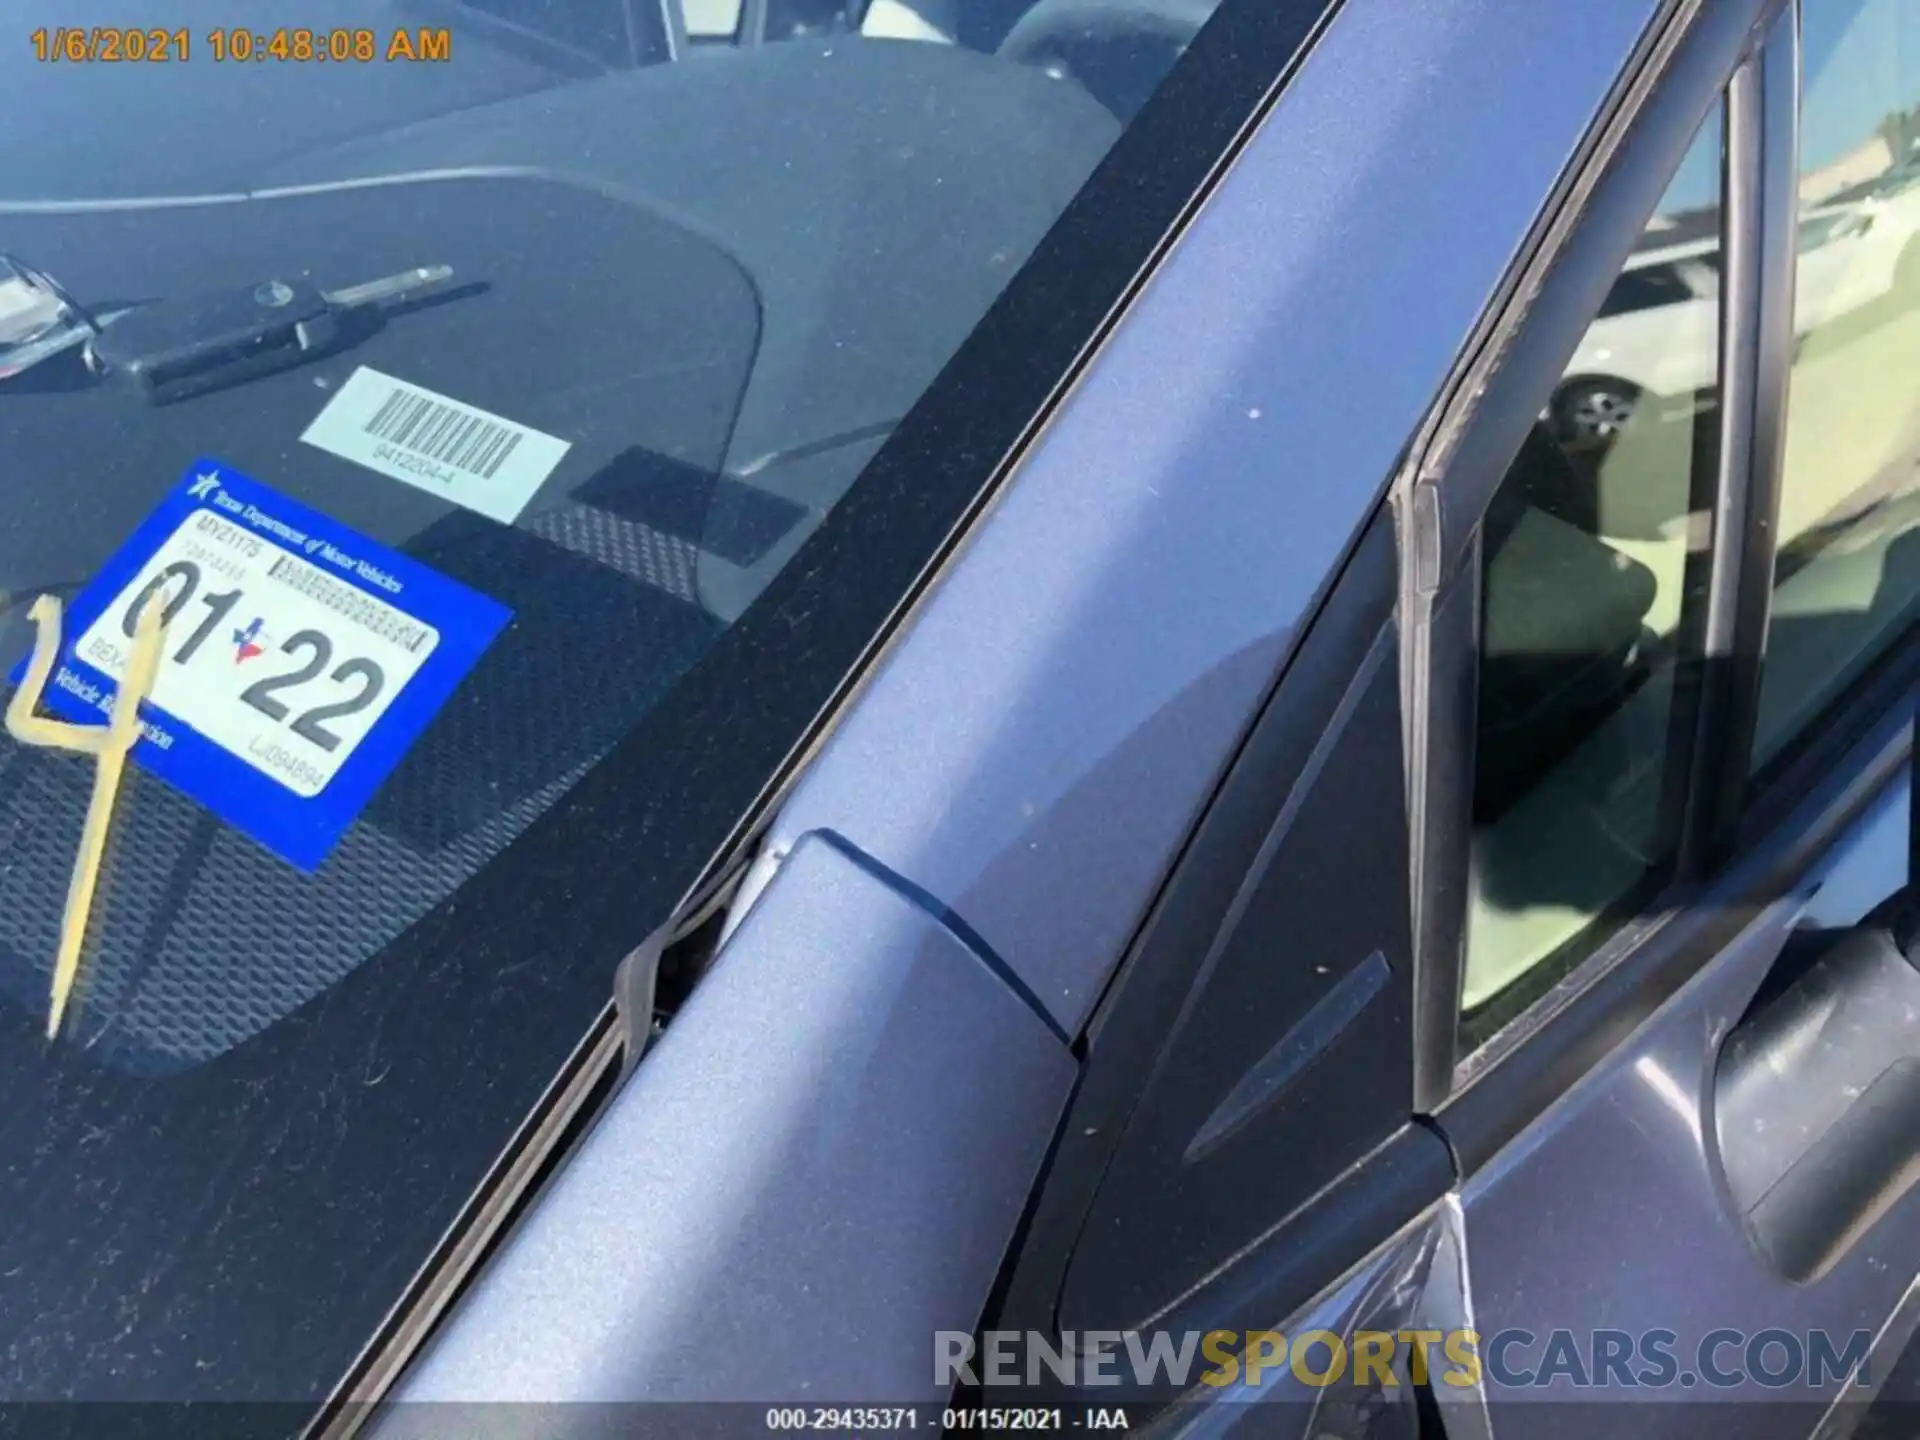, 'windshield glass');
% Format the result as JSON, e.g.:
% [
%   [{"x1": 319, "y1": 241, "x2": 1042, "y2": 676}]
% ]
[
  {"x1": 1, "y1": 6, "x2": 1185, "y2": 1064},
  {"x1": 0, "y1": 0, "x2": 1237, "y2": 1409}
]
